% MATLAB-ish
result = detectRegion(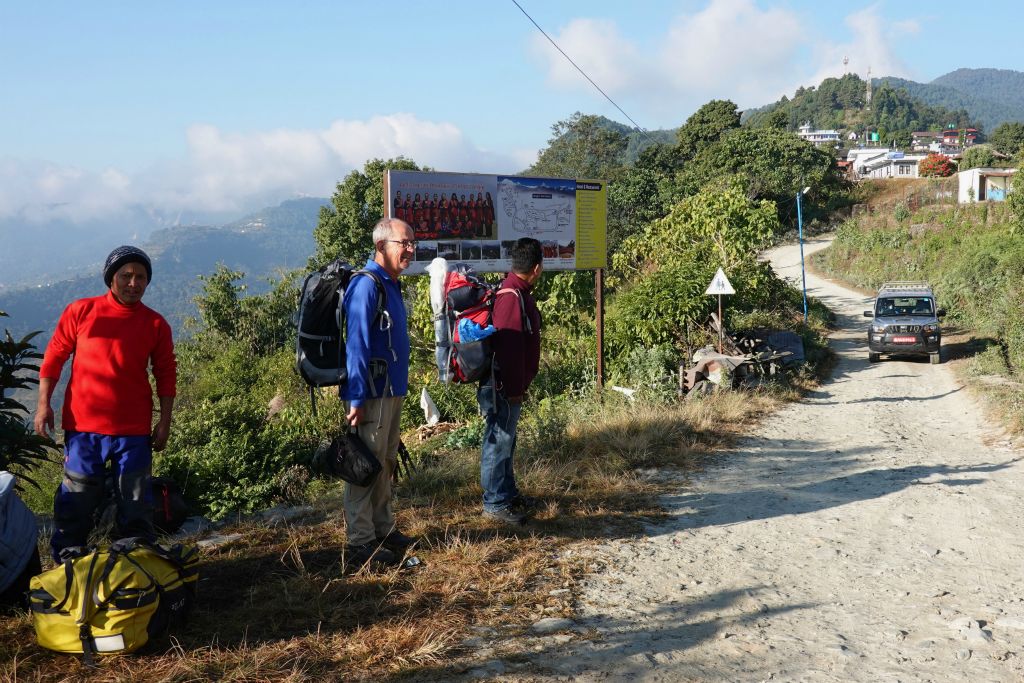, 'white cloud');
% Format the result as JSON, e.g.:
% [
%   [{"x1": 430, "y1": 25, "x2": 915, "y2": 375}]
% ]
[
  {"x1": 528, "y1": 1, "x2": 918, "y2": 122},
  {"x1": 660, "y1": 0, "x2": 802, "y2": 97},
  {"x1": 0, "y1": 114, "x2": 524, "y2": 223},
  {"x1": 530, "y1": 18, "x2": 648, "y2": 94},
  {"x1": 530, "y1": 0, "x2": 803, "y2": 115},
  {"x1": 892, "y1": 19, "x2": 921, "y2": 35},
  {"x1": 804, "y1": 5, "x2": 913, "y2": 89}
]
